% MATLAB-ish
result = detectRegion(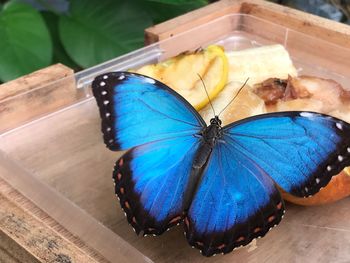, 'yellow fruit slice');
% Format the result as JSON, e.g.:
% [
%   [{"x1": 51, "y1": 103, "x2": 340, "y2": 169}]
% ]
[
  {"x1": 133, "y1": 45, "x2": 228, "y2": 110},
  {"x1": 345, "y1": 167, "x2": 350, "y2": 176}
]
